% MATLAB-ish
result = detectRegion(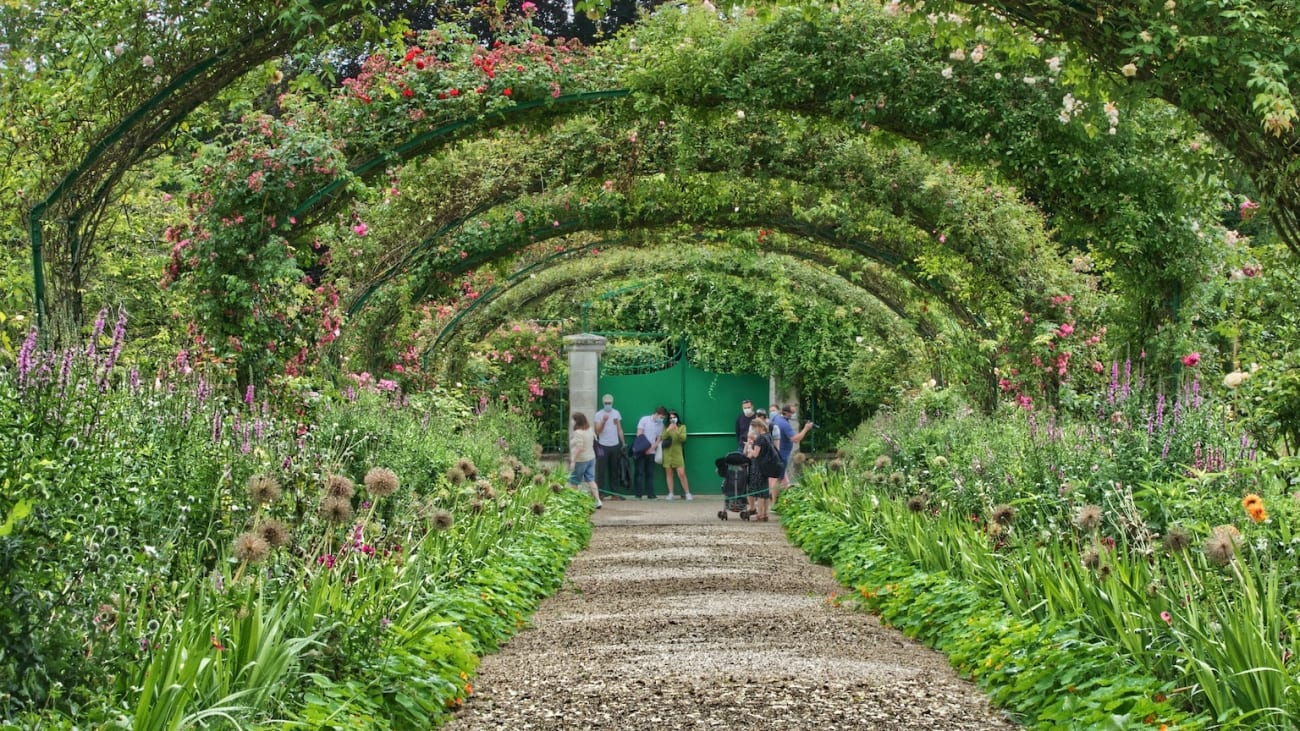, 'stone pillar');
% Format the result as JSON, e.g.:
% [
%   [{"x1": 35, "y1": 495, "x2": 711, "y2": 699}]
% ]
[{"x1": 564, "y1": 334, "x2": 608, "y2": 447}]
